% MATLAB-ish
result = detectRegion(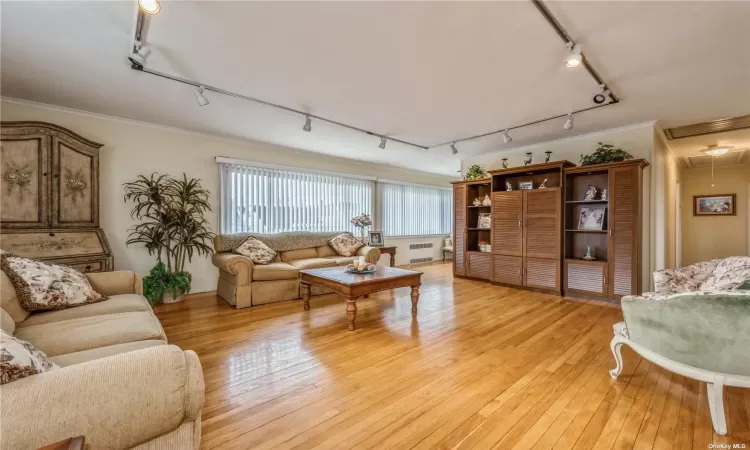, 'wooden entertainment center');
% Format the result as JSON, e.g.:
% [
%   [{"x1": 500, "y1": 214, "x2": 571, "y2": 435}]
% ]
[{"x1": 452, "y1": 159, "x2": 648, "y2": 302}]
